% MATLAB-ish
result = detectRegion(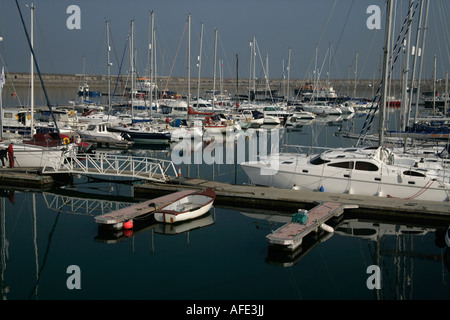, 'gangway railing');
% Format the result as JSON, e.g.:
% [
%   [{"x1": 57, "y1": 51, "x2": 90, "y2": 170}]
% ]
[{"x1": 42, "y1": 152, "x2": 178, "y2": 182}]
